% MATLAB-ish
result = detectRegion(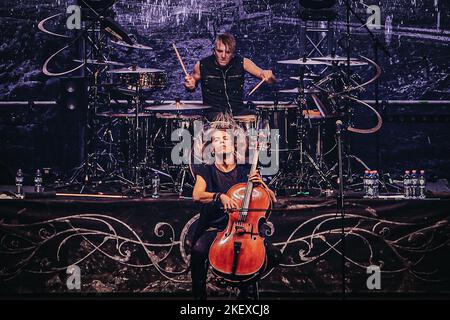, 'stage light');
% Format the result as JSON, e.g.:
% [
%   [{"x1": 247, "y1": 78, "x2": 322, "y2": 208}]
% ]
[
  {"x1": 58, "y1": 77, "x2": 87, "y2": 112},
  {"x1": 65, "y1": 82, "x2": 77, "y2": 94}
]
